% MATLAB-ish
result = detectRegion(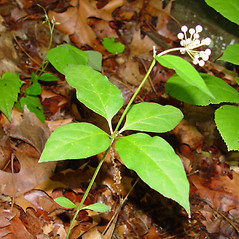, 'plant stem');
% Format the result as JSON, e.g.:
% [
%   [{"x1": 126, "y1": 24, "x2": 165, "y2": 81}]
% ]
[
  {"x1": 115, "y1": 47, "x2": 184, "y2": 135},
  {"x1": 66, "y1": 148, "x2": 109, "y2": 239},
  {"x1": 35, "y1": 4, "x2": 55, "y2": 79},
  {"x1": 66, "y1": 46, "x2": 184, "y2": 238},
  {"x1": 112, "y1": 58, "x2": 156, "y2": 137}
]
